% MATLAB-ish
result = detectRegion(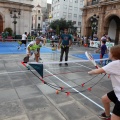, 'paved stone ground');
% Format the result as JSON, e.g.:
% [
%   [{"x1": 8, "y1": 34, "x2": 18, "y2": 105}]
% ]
[{"x1": 0, "y1": 44, "x2": 113, "y2": 120}]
